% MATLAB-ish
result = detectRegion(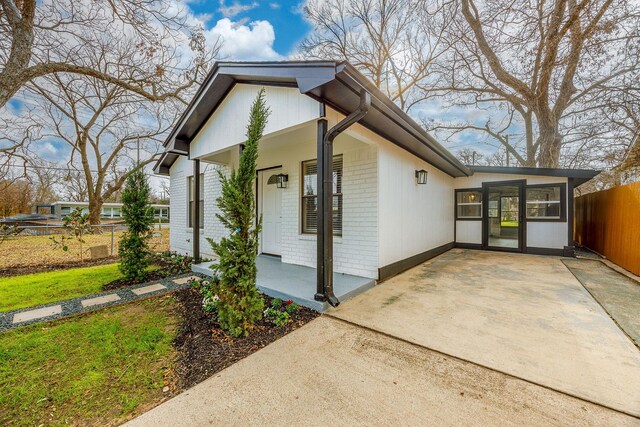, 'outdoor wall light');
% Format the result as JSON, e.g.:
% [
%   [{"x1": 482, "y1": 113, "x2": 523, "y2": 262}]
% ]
[
  {"x1": 415, "y1": 169, "x2": 428, "y2": 185},
  {"x1": 276, "y1": 173, "x2": 289, "y2": 189}
]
